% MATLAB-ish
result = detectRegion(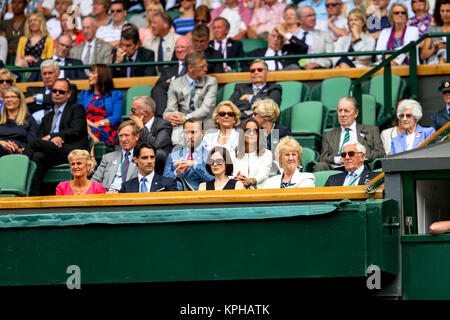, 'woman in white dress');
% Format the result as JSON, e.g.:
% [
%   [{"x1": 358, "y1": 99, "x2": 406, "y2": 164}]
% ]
[
  {"x1": 262, "y1": 136, "x2": 315, "y2": 189},
  {"x1": 201, "y1": 101, "x2": 241, "y2": 153},
  {"x1": 232, "y1": 119, "x2": 273, "y2": 189}
]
